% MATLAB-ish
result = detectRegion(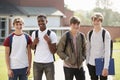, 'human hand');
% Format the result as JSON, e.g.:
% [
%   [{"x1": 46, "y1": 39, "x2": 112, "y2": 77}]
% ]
[
  {"x1": 8, "y1": 69, "x2": 14, "y2": 78},
  {"x1": 102, "y1": 68, "x2": 108, "y2": 77},
  {"x1": 44, "y1": 34, "x2": 51, "y2": 43},
  {"x1": 33, "y1": 38, "x2": 39, "y2": 45},
  {"x1": 26, "y1": 67, "x2": 30, "y2": 76}
]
